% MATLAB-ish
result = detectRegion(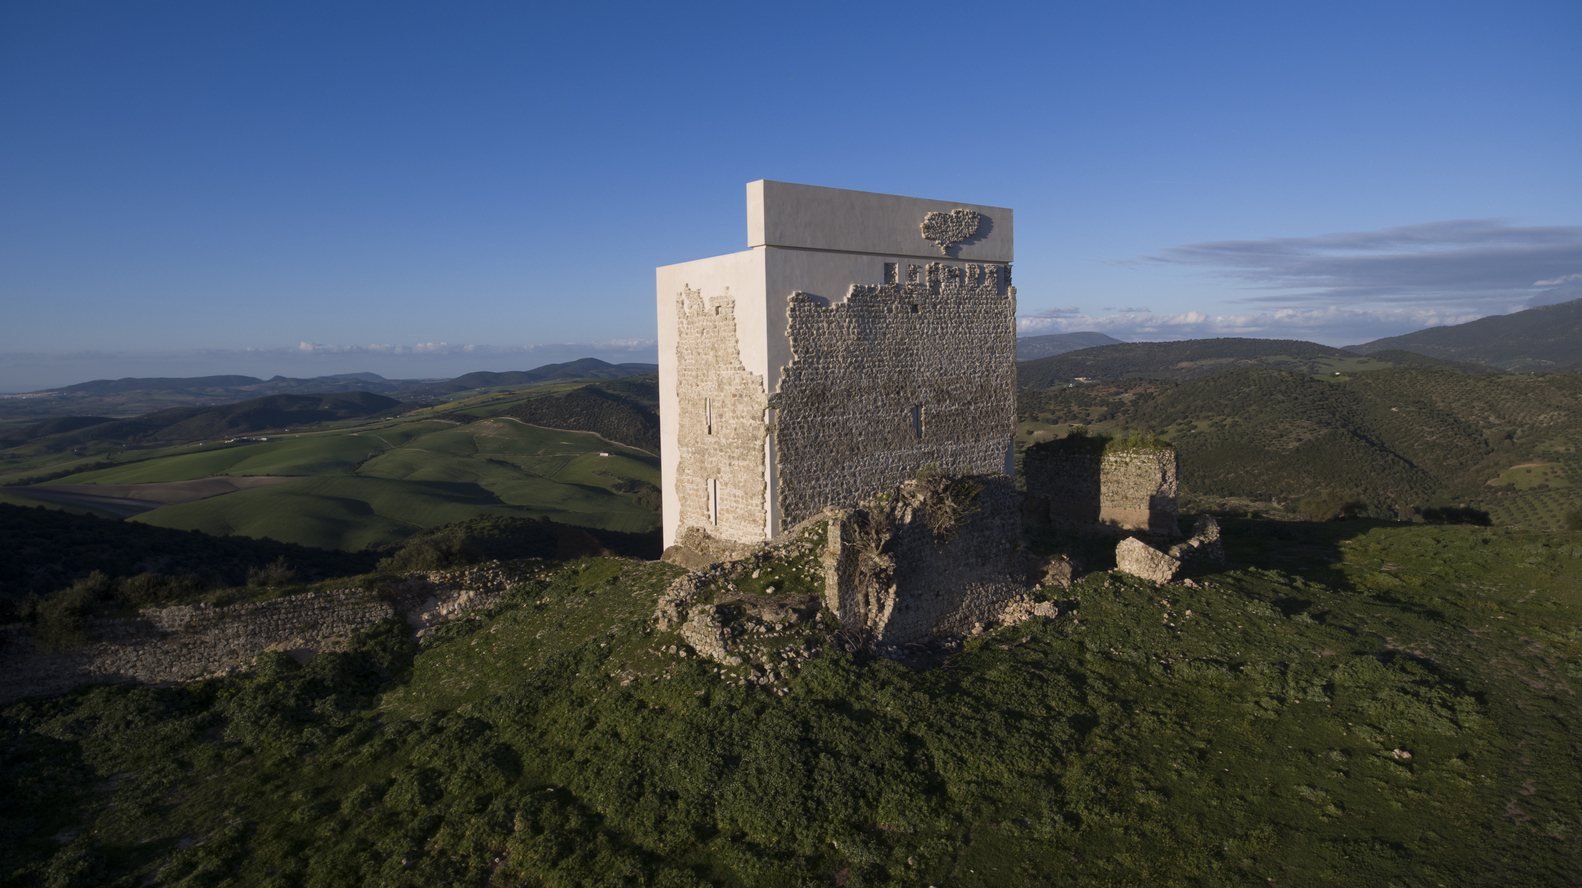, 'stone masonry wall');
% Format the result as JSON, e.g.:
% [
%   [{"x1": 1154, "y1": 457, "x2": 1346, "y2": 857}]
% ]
[
  {"x1": 1099, "y1": 449, "x2": 1179, "y2": 535},
  {"x1": 1024, "y1": 442, "x2": 1179, "y2": 535},
  {"x1": 0, "y1": 562, "x2": 534, "y2": 704},
  {"x1": 674, "y1": 287, "x2": 770, "y2": 544},
  {"x1": 1023, "y1": 448, "x2": 1101, "y2": 524},
  {"x1": 771, "y1": 262, "x2": 1016, "y2": 530}
]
